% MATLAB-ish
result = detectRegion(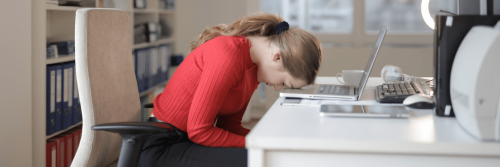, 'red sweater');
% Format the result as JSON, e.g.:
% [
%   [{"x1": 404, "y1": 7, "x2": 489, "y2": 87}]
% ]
[{"x1": 153, "y1": 36, "x2": 259, "y2": 148}]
